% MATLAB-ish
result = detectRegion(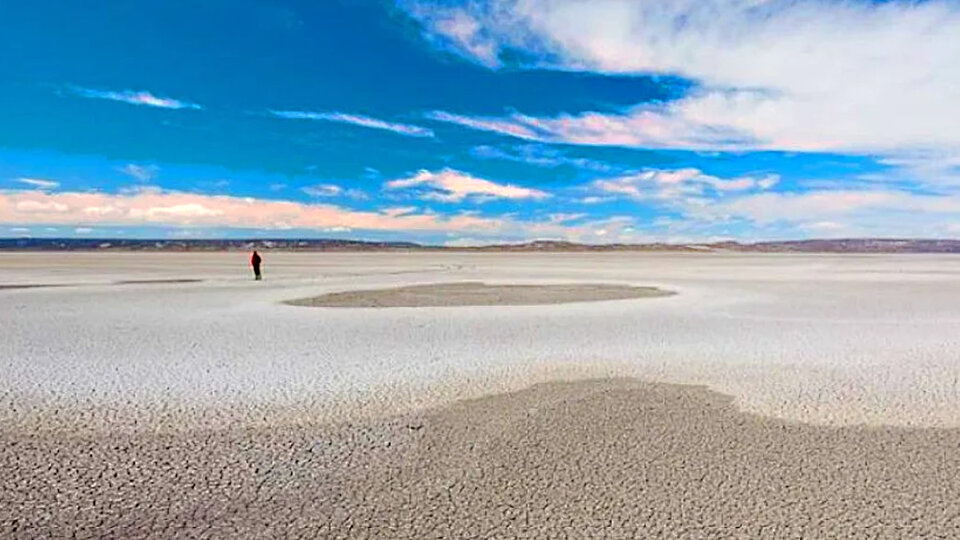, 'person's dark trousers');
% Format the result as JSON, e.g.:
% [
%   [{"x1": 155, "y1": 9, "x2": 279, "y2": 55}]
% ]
[{"x1": 253, "y1": 266, "x2": 262, "y2": 280}]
